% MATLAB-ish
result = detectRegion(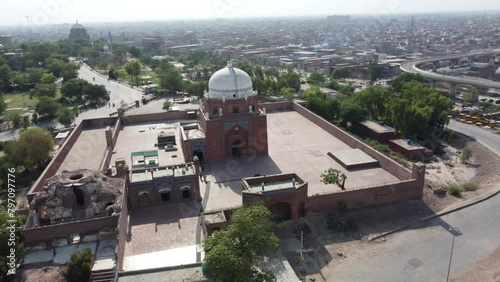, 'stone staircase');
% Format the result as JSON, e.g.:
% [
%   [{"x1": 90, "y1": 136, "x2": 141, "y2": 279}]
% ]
[{"x1": 90, "y1": 269, "x2": 115, "y2": 282}]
